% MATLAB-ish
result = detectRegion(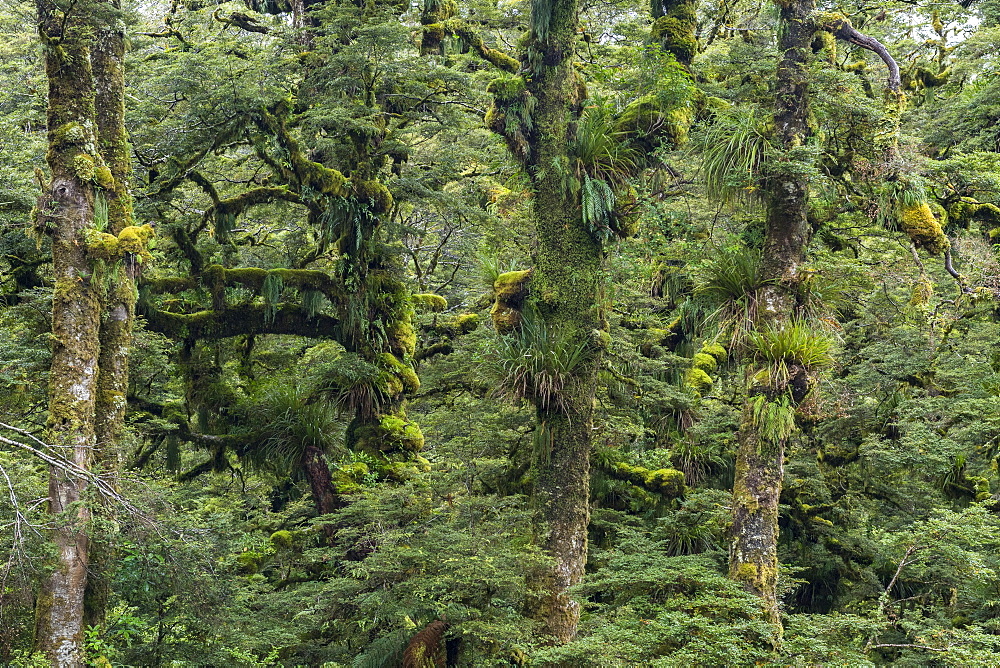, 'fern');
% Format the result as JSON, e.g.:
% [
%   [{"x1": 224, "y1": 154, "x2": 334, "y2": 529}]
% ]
[{"x1": 93, "y1": 191, "x2": 109, "y2": 231}]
